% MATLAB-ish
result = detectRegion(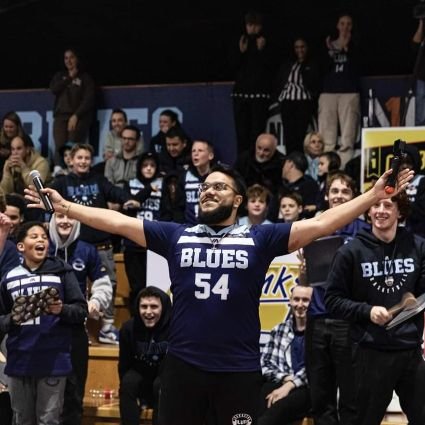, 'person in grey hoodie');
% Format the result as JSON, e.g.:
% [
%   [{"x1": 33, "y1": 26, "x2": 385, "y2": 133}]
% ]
[{"x1": 49, "y1": 212, "x2": 112, "y2": 425}]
